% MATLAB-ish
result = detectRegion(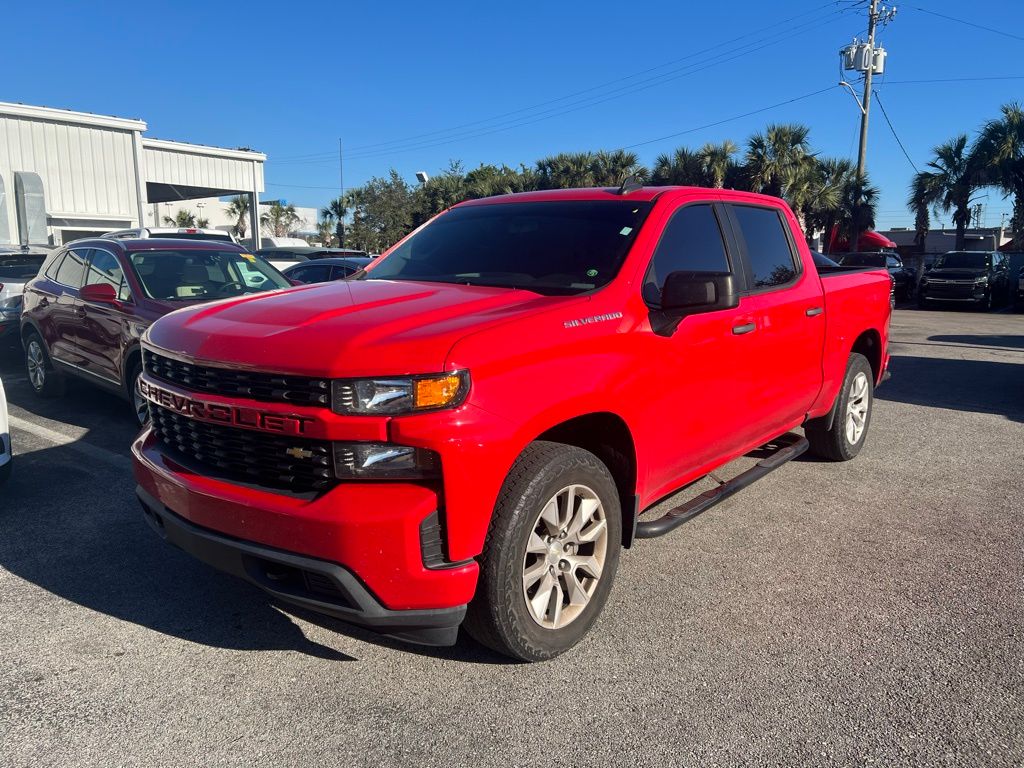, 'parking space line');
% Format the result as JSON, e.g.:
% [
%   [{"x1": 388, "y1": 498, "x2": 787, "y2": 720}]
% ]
[{"x1": 7, "y1": 414, "x2": 132, "y2": 471}]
